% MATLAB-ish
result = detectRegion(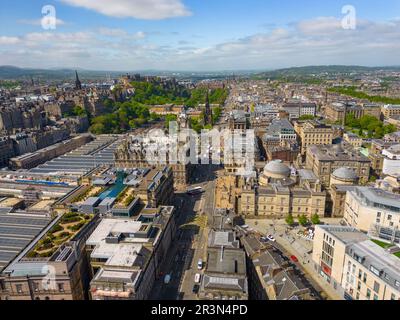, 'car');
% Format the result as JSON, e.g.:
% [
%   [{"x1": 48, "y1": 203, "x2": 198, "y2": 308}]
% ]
[
  {"x1": 194, "y1": 273, "x2": 201, "y2": 284},
  {"x1": 260, "y1": 236, "x2": 269, "y2": 242},
  {"x1": 164, "y1": 274, "x2": 171, "y2": 284},
  {"x1": 192, "y1": 284, "x2": 200, "y2": 294},
  {"x1": 267, "y1": 235, "x2": 276, "y2": 242},
  {"x1": 290, "y1": 255, "x2": 299, "y2": 263},
  {"x1": 197, "y1": 259, "x2": 203, "y2": 270}
]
